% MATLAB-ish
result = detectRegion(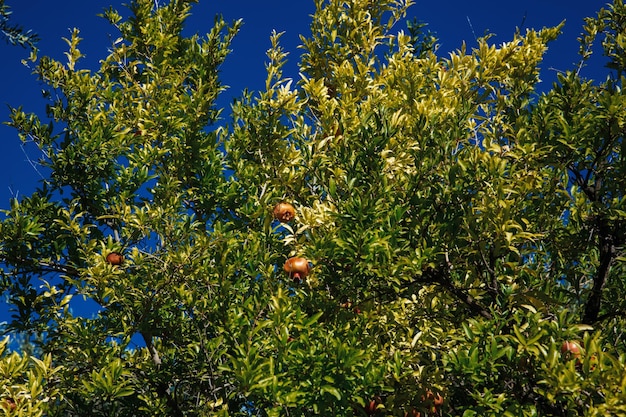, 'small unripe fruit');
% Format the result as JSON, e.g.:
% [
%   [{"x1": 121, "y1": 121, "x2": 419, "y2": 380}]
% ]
[
  {"x1": 273, "y1": 202, "x2": 296, "y2": 223},
  {"x1": 283, "y1": 257, "x2": 311, "y2": 282},
  {"x1": 106, "y1": 252, "x2": 124, "y2": 266}
]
